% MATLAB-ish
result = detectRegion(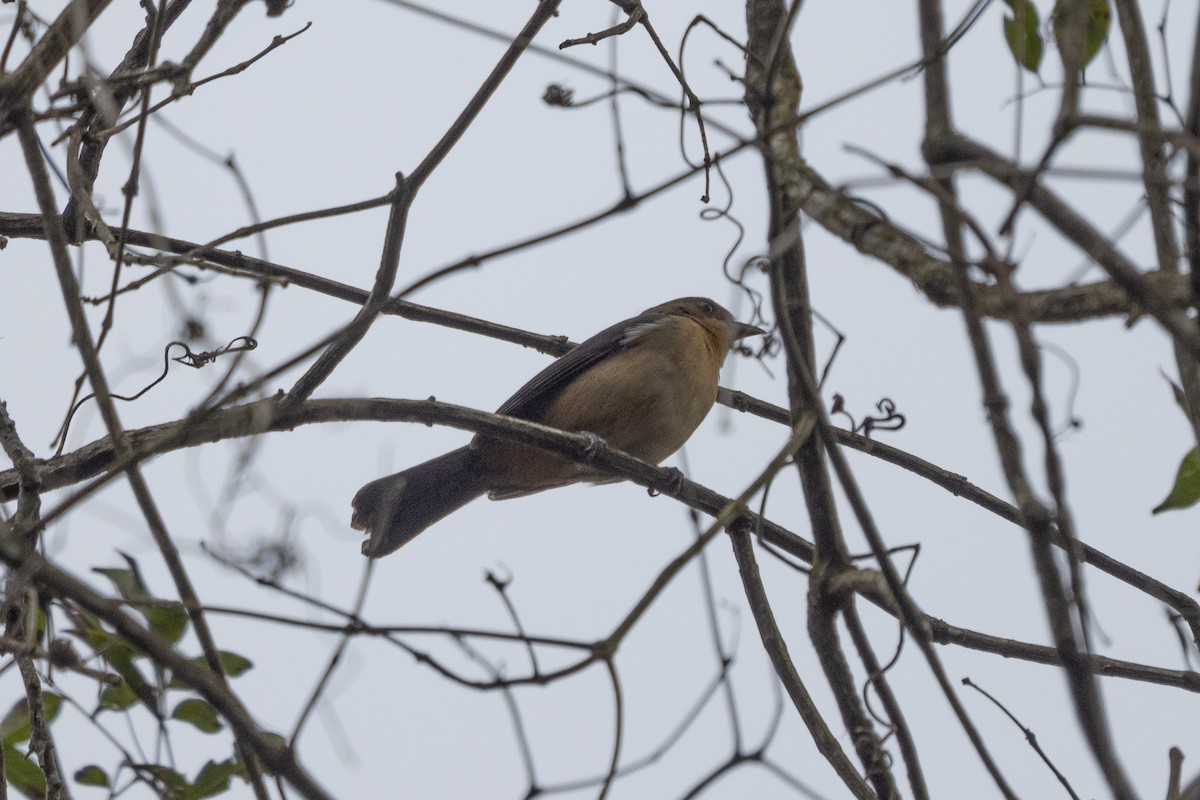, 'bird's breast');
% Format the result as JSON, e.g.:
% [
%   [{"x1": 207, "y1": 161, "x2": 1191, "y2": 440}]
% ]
[{"x1": 539, "y1": 317, "x2": 722, "y2": 464}]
